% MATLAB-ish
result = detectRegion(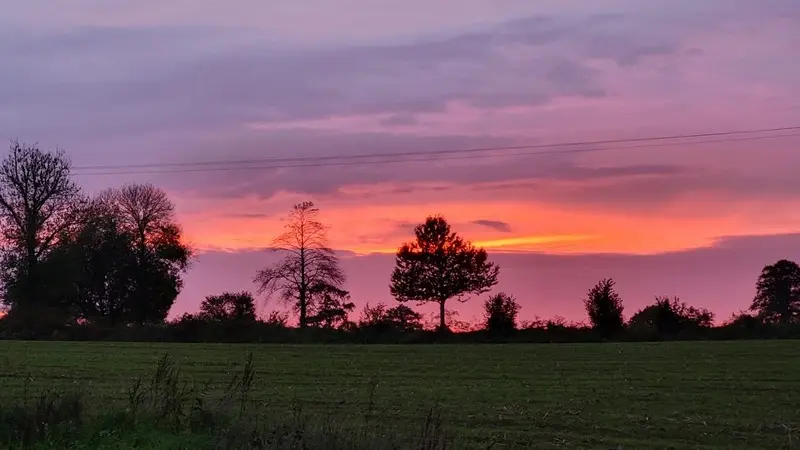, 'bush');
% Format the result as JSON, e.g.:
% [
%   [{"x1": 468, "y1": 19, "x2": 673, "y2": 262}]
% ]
[
  {"x1": 628, "y1": 296, "x2": 714, "y2": 340},
  {"x1": 584, "y1": 279, "x2": 625, "y2": 339},
  {"x1": 483, "y1": 293, "x2": 521, "y2": 336}
]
